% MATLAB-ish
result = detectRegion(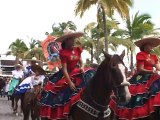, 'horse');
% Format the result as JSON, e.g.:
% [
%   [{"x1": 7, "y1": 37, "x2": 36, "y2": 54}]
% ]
[
  {"x1": 41, "y1": 50, "x2": 131, "y2": 120},
  {"x1": 23, "y1": 86, "x2": 41, "y2": 120},
  {"x1": 23, "y1": 77, "x2": 49, "y2": 120},
  {"x1": 11, "y1": 86, "x2": 24, "y2": 116}
]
